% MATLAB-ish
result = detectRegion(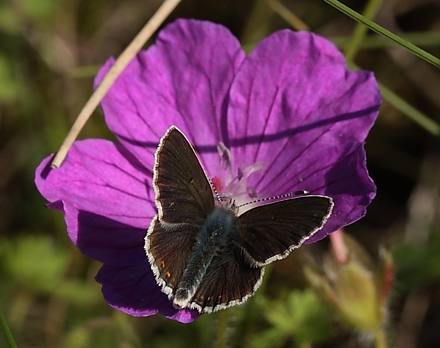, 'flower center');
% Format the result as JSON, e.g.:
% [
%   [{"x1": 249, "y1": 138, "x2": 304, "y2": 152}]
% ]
[{"x1": 211, "y1": 142, "x2": 264, "y2": 209}]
